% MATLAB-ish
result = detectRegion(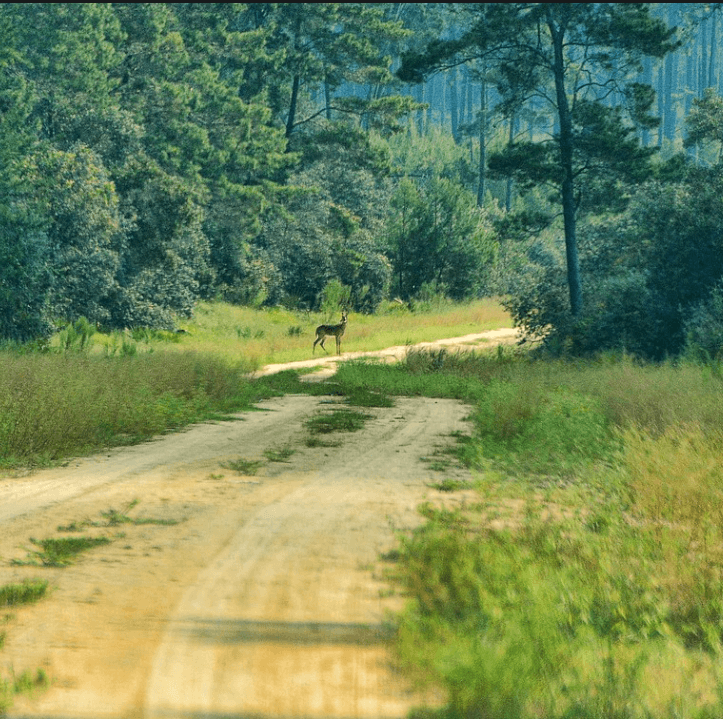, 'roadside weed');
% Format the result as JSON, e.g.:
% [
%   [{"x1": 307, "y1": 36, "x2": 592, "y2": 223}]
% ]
[
  {"x1": 334, "y1": 350, "x2": 723, "y2": 718},
  {"x1": 305, "y1": 409, "x2": 373, "y2": 435},
  {"x1": 344, "y1": 387, "x2": 395, "y2": 408},
  {"x1": 0, "y1": 580, "x2": 48, "y2": 607},
  {"x1": 431, "y1": 478, "x2": 468, "y2": 492},
  {"x1": 304, "y1": 436, "x2": 342, "y2": 448},
  {"x1": 263, "y1": 446, "x2": 296, "y2": 463},
  {"x1": 14, "y1": 536, "x2": 112, "y2": 567},
  {"x1": 57, "y1": 500, "x2": 180, "y2": 530},
  {"x1": 223, "y1": 458, "x2": 264, "y2": 475},
  {"x1": 0, "y1": 669, "x2": 49, "y2": 713}
]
